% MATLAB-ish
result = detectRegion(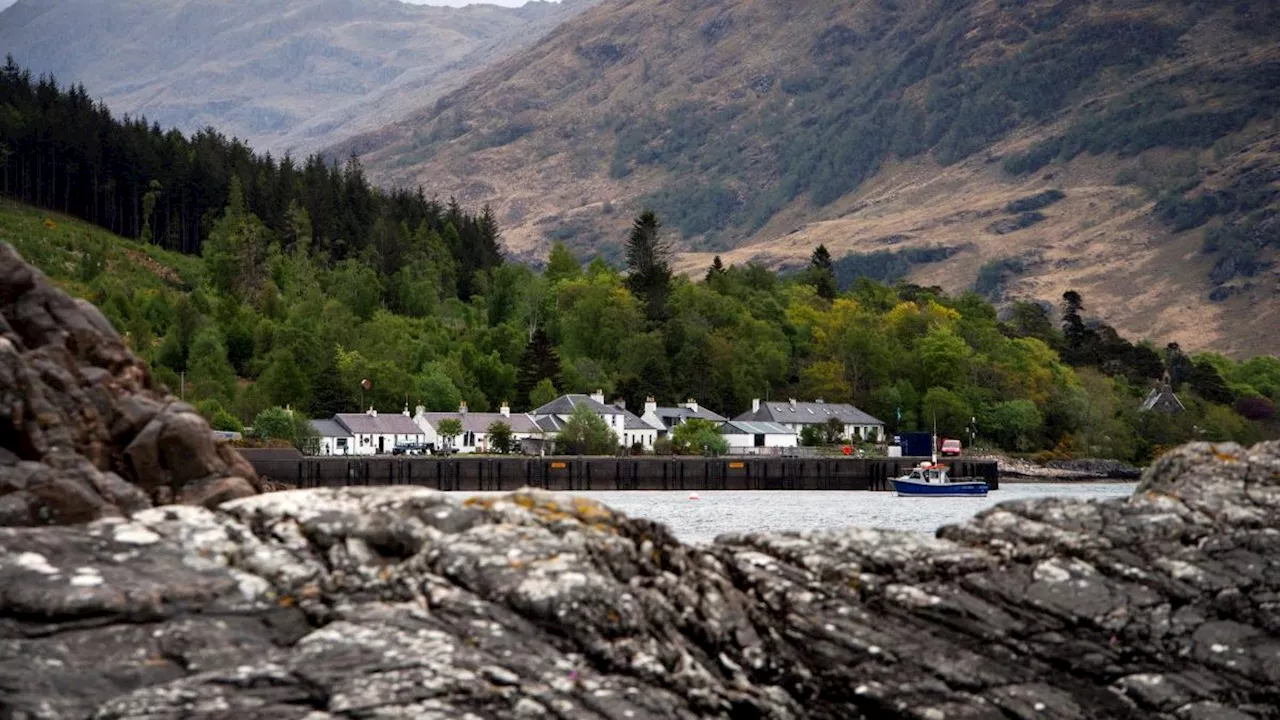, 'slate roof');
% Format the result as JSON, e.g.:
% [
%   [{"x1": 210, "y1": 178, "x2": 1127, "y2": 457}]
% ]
[
  {"x1": 334, "y1": 413, "x2": 424, "y2": 435},
  {"x1": 622, "y1": 409, "x2": 660, "y2": 431},
  {"x1": 734, "y1": 401, "x2": 884, "y2": 426},
  {"x1": 310, "y1": 419, "x2": 352, "y2": 438},
  {"x1": 532, "y1": 395, "x2": 624, "y2": 416},
  {"x1": 652, "y1": 406, "x2": 728, "y2": 423},
  {"x1": 418, "y1": 412, "x2": 543, "y2": 434},
  {"x1": 1140, "y1": 387, "x2": 1186, "y2": 413},
  {"x1": 720, "y1": 420, "x2": 795, "y2": 436},
  {"x1": 536, "y1": 416, "x2": 566, "y2": 433}
]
